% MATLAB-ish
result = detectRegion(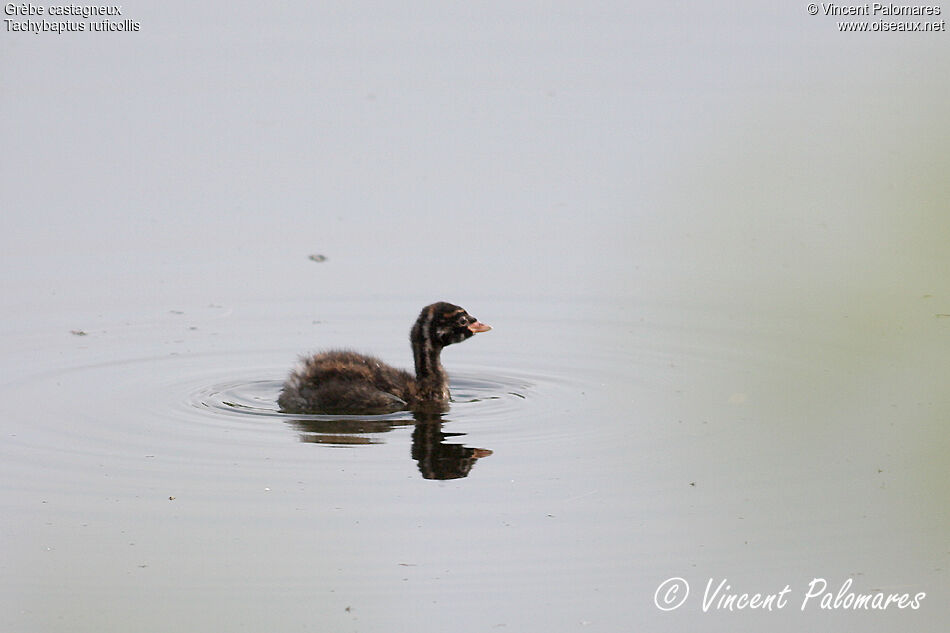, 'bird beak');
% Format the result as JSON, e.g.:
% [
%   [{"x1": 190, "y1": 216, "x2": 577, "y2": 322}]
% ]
[{"x1": 467, "y1": 321, "x2": 491, "y2": 333}]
